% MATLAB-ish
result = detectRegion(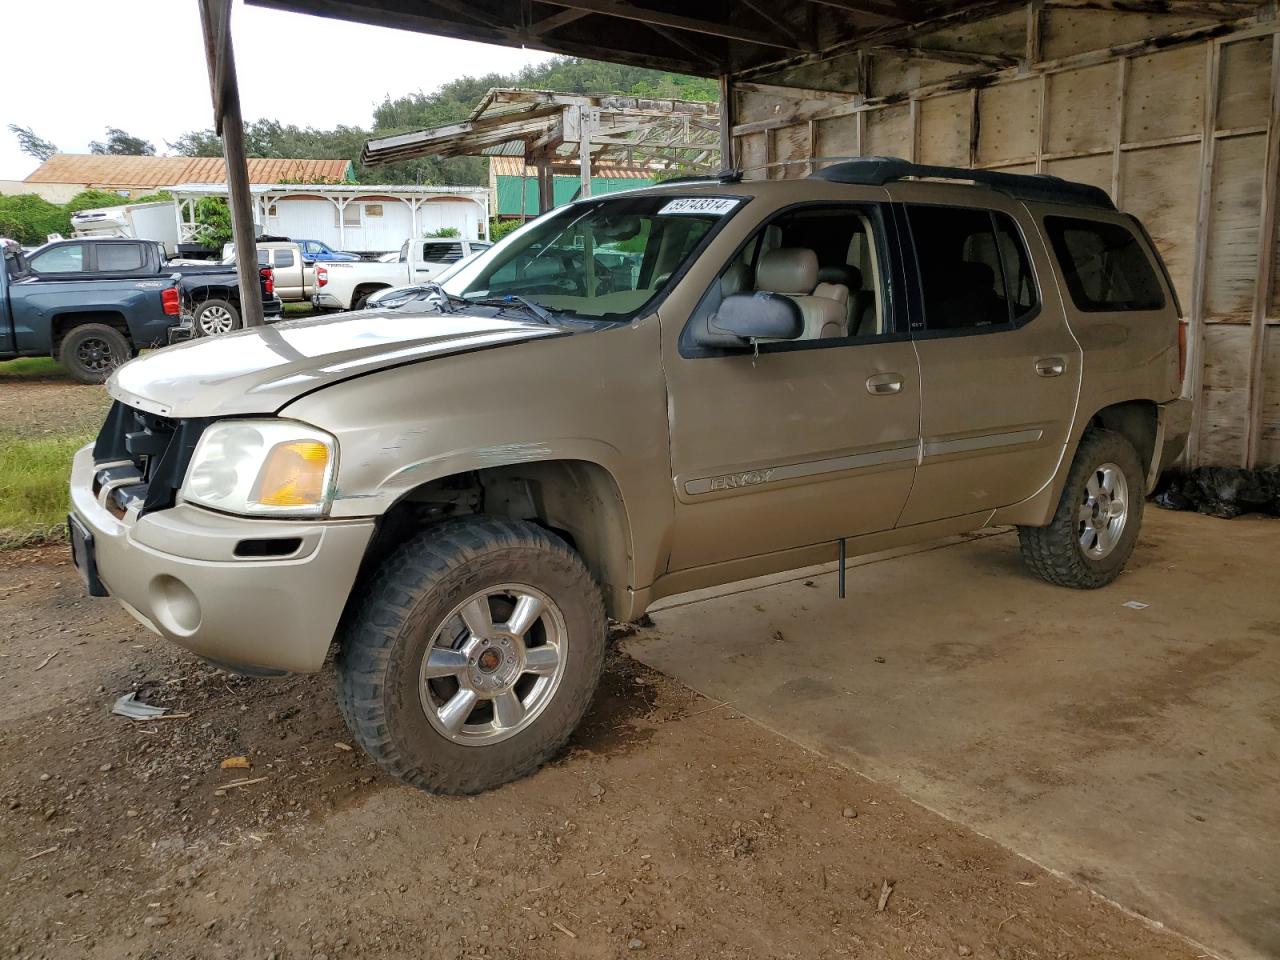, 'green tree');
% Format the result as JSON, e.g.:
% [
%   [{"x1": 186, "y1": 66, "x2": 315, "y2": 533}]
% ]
[
  {"x1": 89, "y1": 127, "x2": 156, "y2": 156},
  {"x1": 7, "y1": 124, "x2": 58, "y2": 162},
  {"x1": 0, "y1": 195, "x2": 71, "y2": 245},
  {"x1": 64, "y1": 190, "x2": 132, "y2": 214}
]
